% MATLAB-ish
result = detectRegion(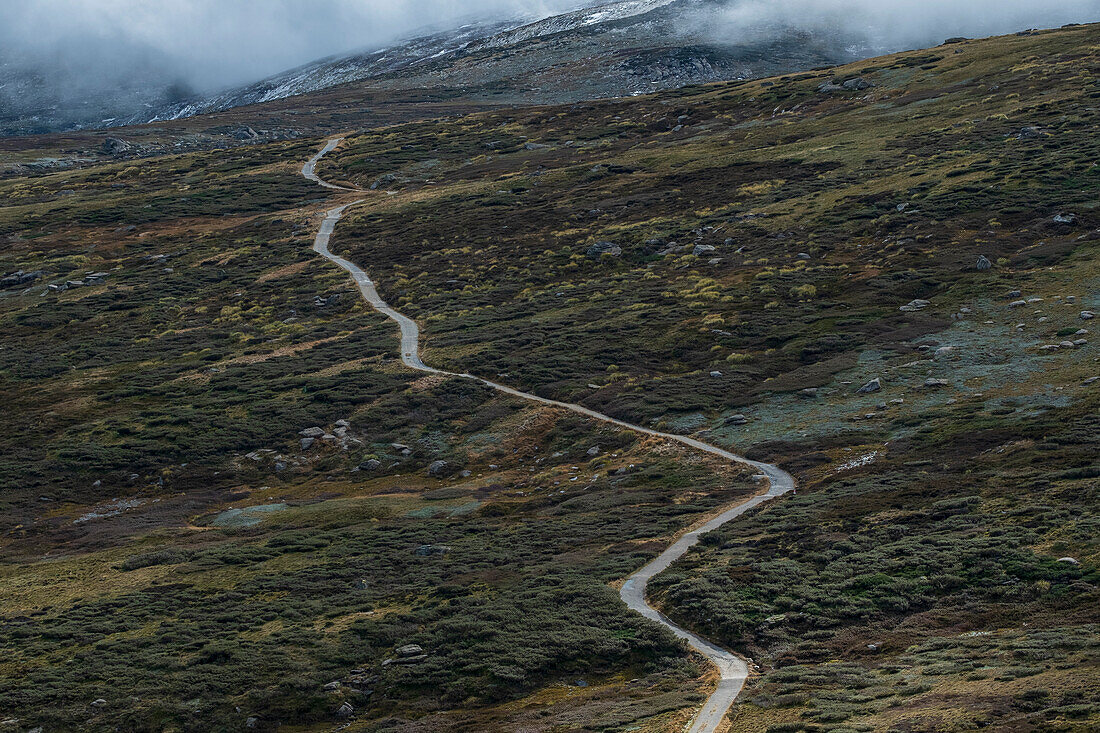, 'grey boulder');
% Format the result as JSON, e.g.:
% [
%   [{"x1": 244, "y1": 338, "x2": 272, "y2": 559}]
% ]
[
  {"x1": 587, "y1": 241, "x2": 622, "y2": 257},
  {"x1": 857, "y1": 378, "x2": 882, "y2": 394}
]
